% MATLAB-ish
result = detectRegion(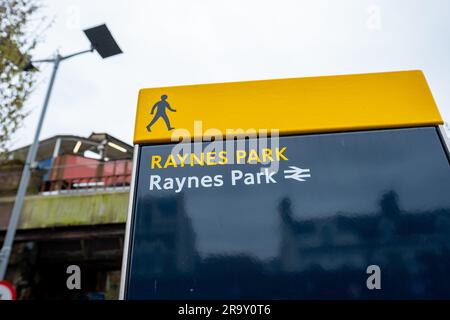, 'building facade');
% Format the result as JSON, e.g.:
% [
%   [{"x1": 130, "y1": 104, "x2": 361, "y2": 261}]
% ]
[{"x1": 0, "y1": 133, "x2": 132, "y2": 299}]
